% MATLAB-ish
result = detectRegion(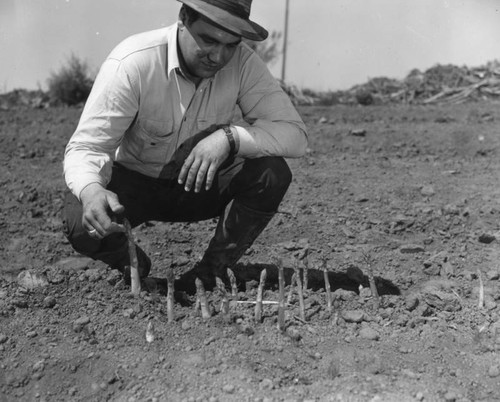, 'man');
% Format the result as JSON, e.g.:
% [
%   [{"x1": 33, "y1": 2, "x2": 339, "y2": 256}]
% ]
[{"x1": 62, "y1": 0, "x2": 308, "y2": 293}]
